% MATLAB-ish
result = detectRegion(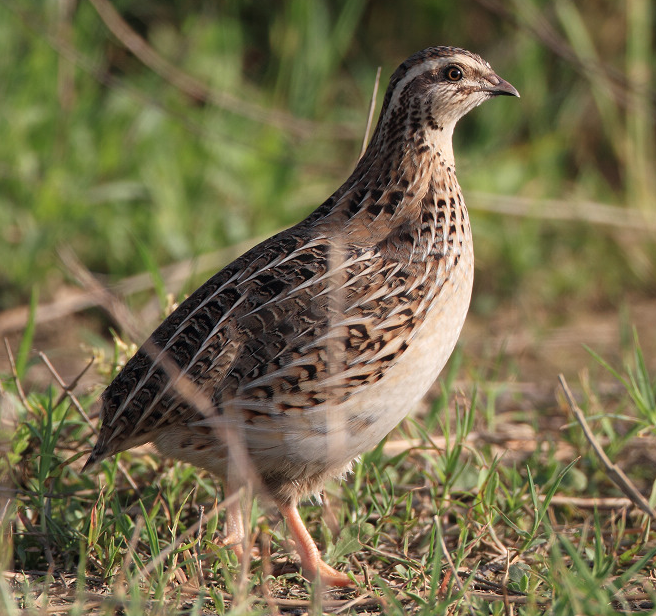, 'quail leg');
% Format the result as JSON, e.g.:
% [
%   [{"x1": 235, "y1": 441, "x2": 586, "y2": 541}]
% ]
[
  {"x1": 223, "y1": 496, "x2": 245, "y2": 557},
  {"x1": 279, "y1": 502, "x2": 361, "y2": 587}
]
